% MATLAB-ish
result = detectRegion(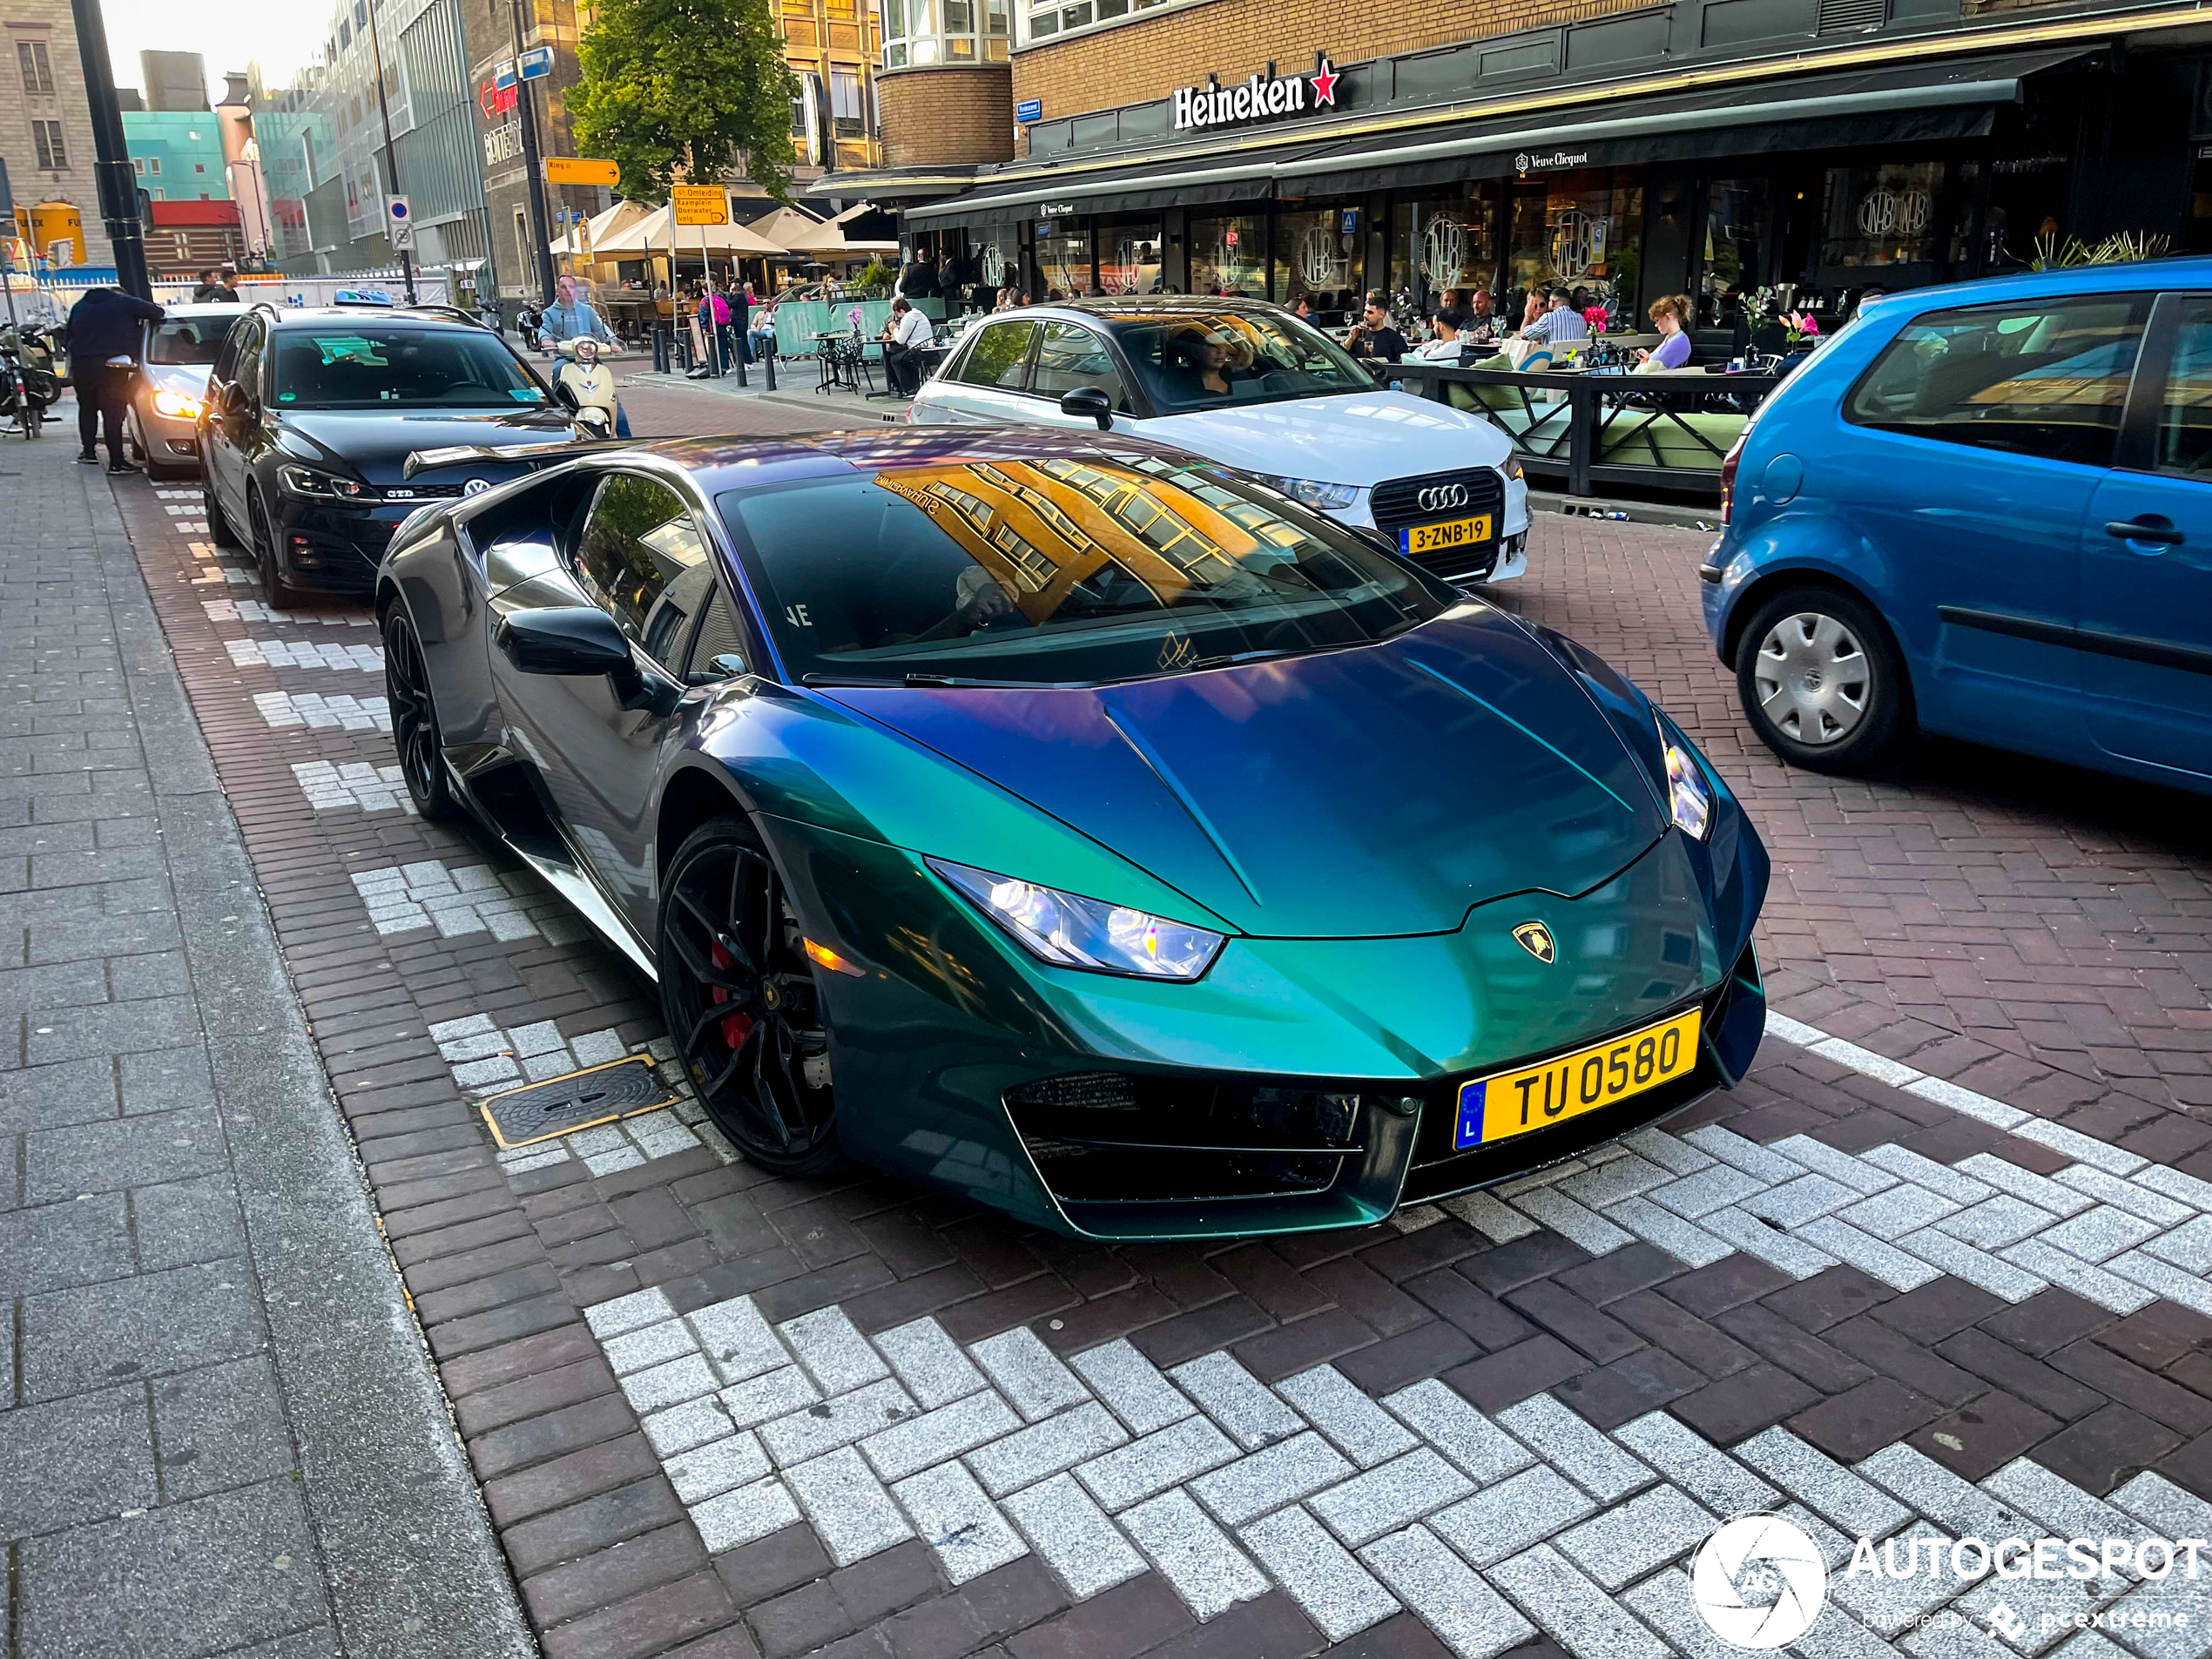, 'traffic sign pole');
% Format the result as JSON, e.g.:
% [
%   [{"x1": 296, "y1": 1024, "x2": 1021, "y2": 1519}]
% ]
[
  {"x1": 509, "y1": 0, "x2": 557, "y2": 305},
  {"x1": 362, "y1": 0, "x2": 418, "y2": 303}
]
